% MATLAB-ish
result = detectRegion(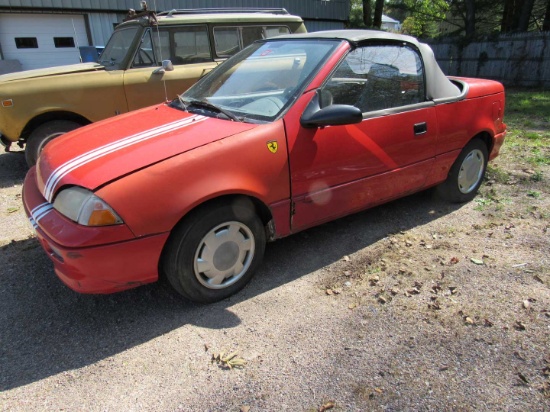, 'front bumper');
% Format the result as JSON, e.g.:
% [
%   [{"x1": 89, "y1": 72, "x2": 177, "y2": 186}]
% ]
[{"x1": 22, "y1": 167, "x2": 169, "y2": 294}]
